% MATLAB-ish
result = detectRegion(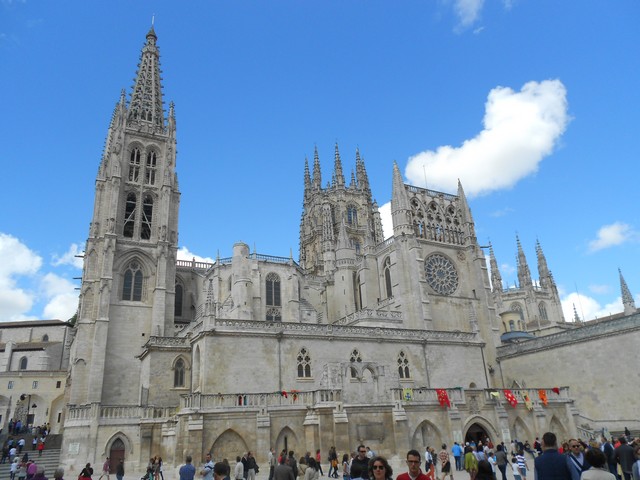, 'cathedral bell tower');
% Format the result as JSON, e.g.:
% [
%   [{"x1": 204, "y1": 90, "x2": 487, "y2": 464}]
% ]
[
  {"x1": 299, "y1": 145, "x2": 383, "y2": 276},
  {"x1": 69, "y1": 27, "x2": 180, "y2": 406}
]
